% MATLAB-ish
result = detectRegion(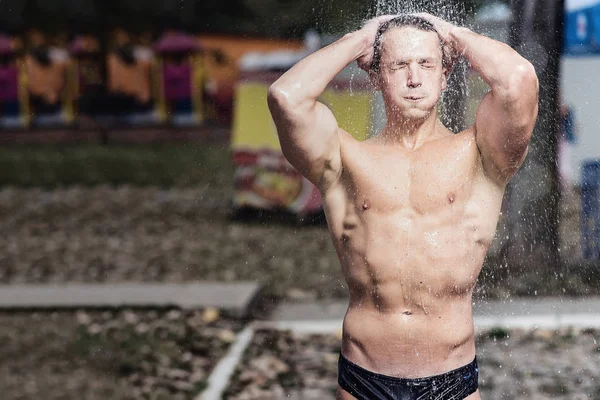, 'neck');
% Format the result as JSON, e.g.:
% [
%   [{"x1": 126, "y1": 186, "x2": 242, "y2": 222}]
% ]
[{"x1": 380, "y1": 111, "x2": 441, "y2": 150}]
